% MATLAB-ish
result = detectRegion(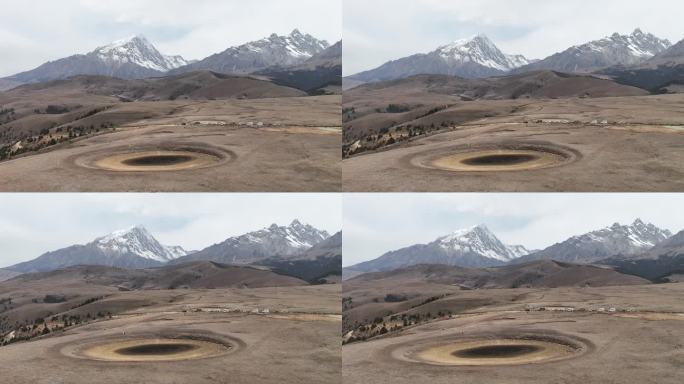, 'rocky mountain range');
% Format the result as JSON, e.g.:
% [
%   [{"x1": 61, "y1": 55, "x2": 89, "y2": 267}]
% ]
[
  {"x1": 344, "y1": 28, "x2": 676, "y2": 90},
  {"x1": 6, "y1": 225, "x2": 189, "y2": 273},
  {"x1": 256, "y1": 40, "x2": 342, "y2": 93},
  {"x1": 344, "y1": 219, "x2": 679, "y2": 281},
  {"x1": 345, "y1": 35, "x2": 530, "y2": 87},
  {"x1": 174, "y1": 219, "x2": 330, "y2": 265},
  {"x1": 517, "y1": 29, "x2": 671, "y2": 74},
  {"x1": 255, "y1": 231, "x2": 343, "y2": 283},
  {"x1": 514, "y1": 219, "x2": 672, "y2": 264},
  {"x1": 0, "y1": 30, "x2": 337, "y2": 92},
  {"x1": 2, "y1": 35, "x2": 189, "y2": 87},
  {"x1": 4, "y1": 221, "x2": 341, "y2": 284},
  {"x1": 343, "y1": 225, "x2": 530, "y2": 278},
  {"x1": 171, "y1": 29, "x2": 329, "y2": 76},
  {"x1": 599, "y1": 37, "x2": 684, "y2": 91}
]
